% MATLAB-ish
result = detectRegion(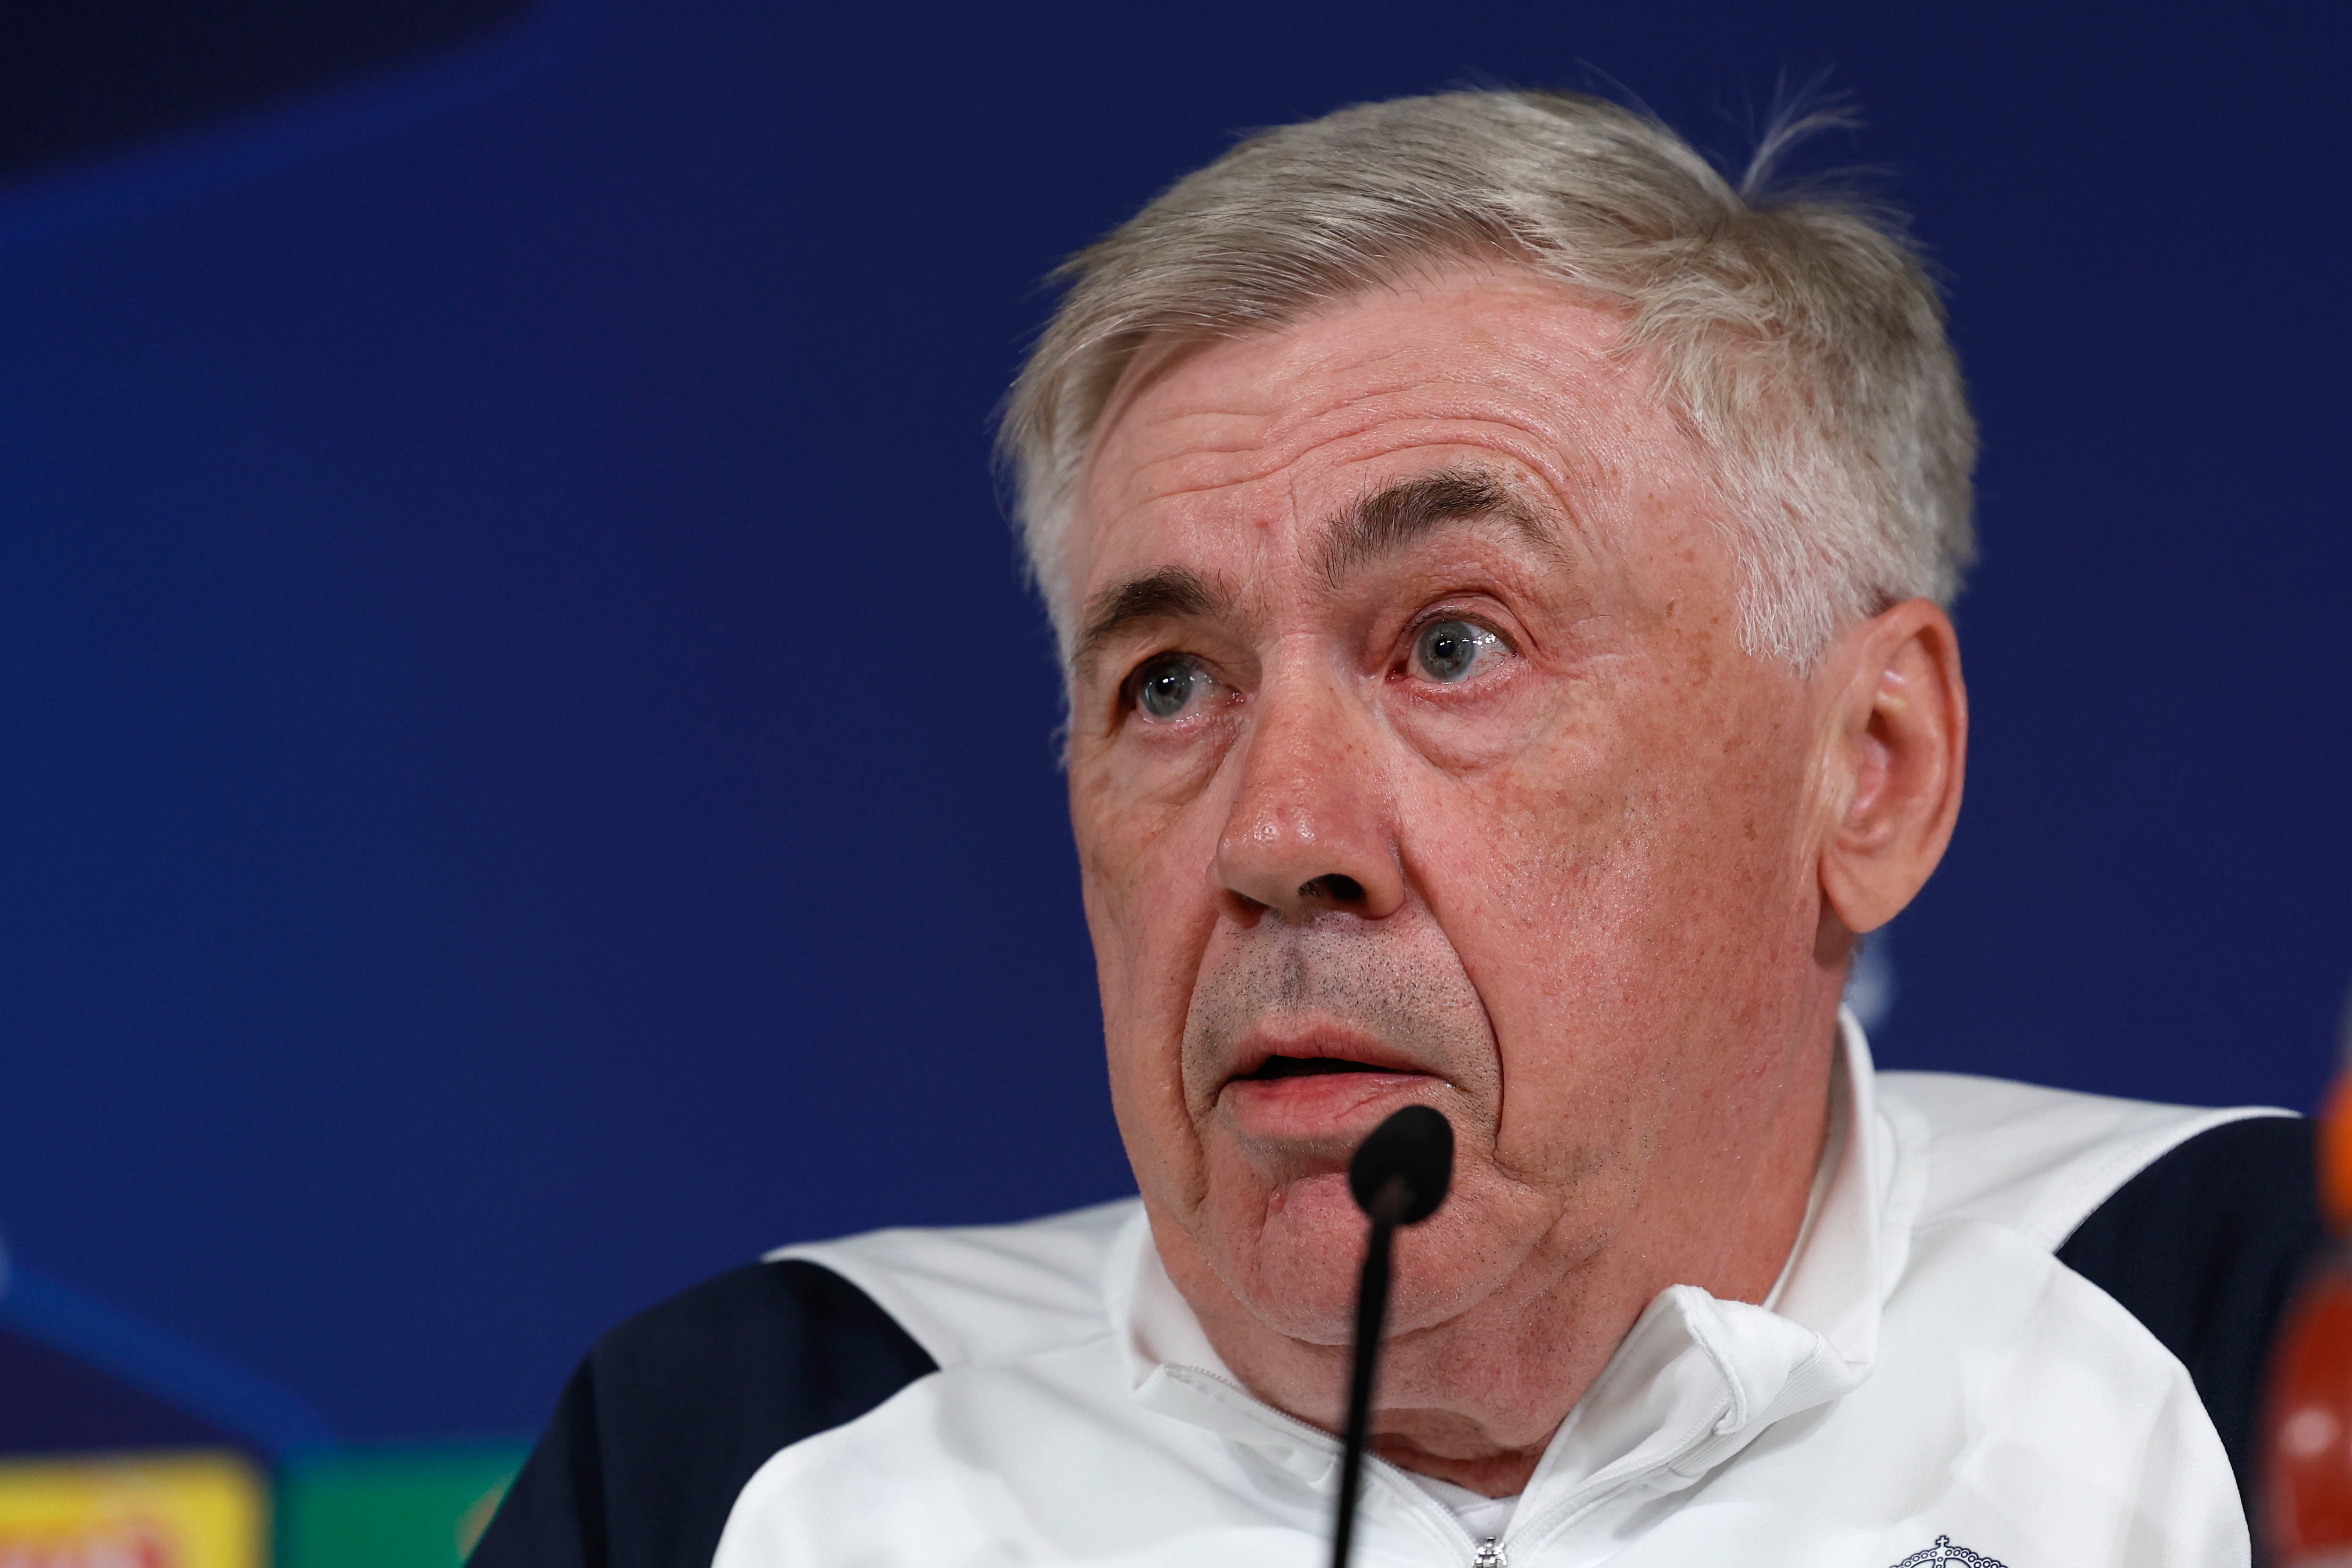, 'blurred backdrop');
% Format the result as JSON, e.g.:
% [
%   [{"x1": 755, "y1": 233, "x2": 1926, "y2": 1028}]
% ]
[{"x1": 0, "y1": 0, "x2": 2346, "y2": 1526}]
